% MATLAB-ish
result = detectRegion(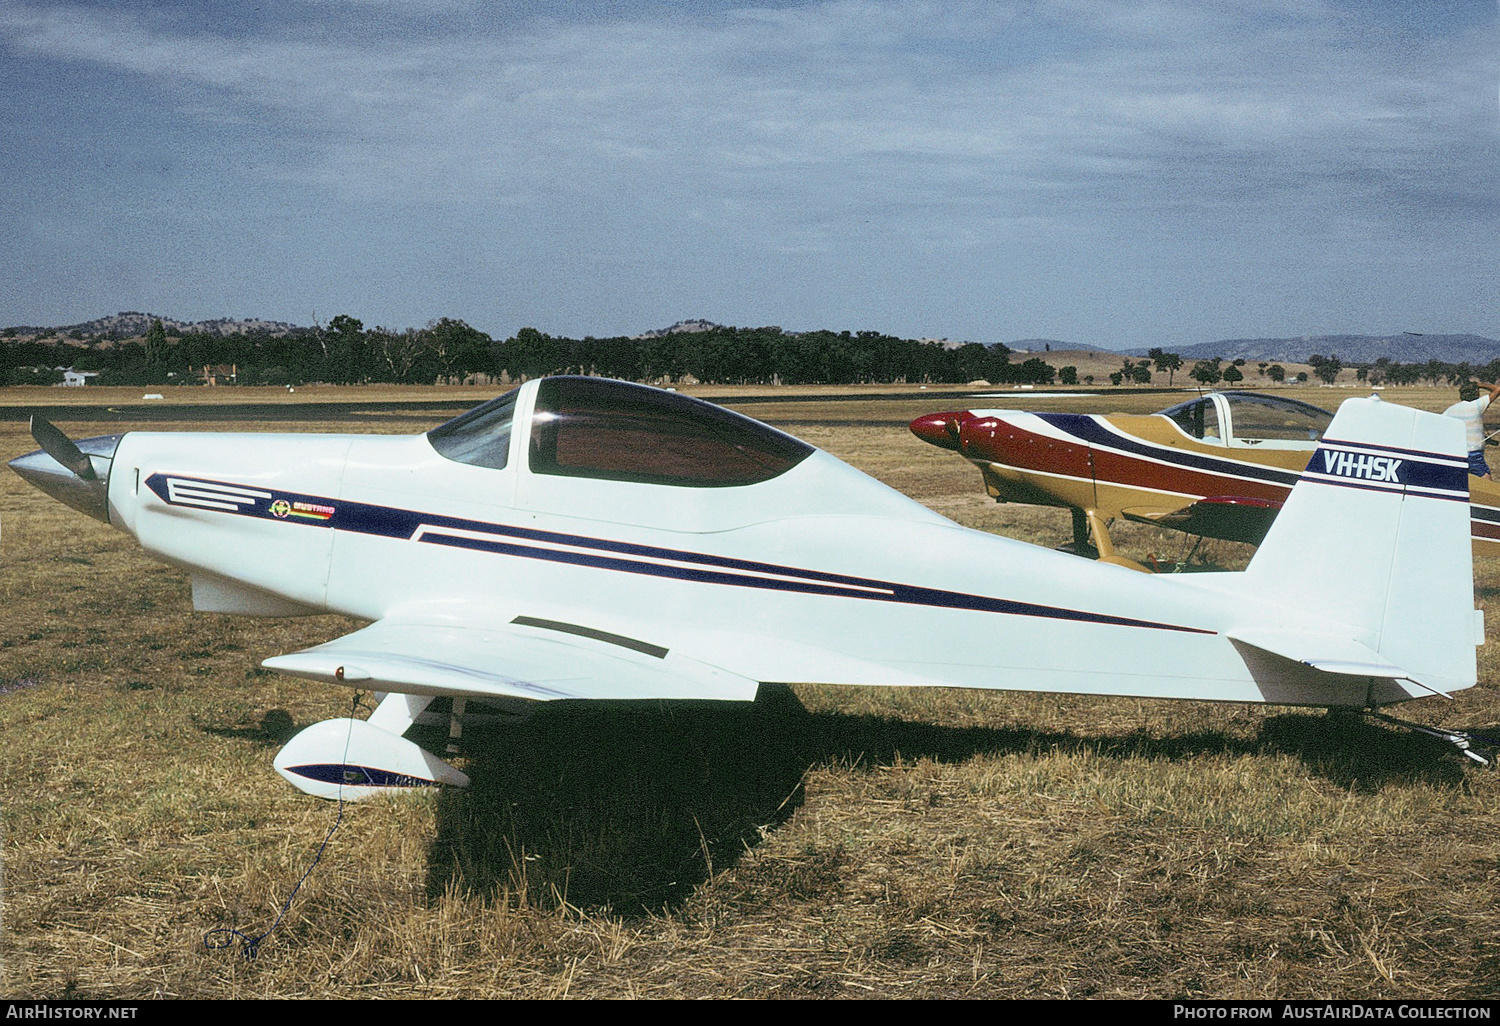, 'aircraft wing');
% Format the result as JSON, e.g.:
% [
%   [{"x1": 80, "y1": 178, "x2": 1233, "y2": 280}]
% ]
[
  {"x1": 261, "y1": 616, "x2": 760, "y2": 703},
  {"x1": 1121, "y1": 495, "x2": 1282, "y2": 545}
]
